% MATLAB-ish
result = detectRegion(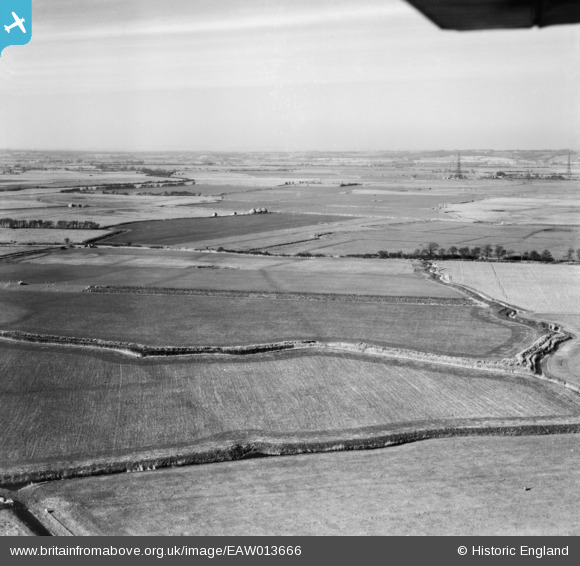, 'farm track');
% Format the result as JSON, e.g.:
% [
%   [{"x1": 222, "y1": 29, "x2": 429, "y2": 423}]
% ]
[
  {"x1": 4, "y1": 416, "x2": 580, "y2": 486},
  {"x1": 83, "y1": 285, "x2": 474, "y2": 306}
]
